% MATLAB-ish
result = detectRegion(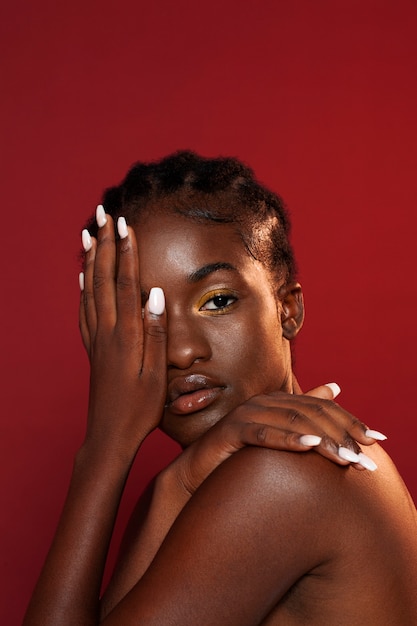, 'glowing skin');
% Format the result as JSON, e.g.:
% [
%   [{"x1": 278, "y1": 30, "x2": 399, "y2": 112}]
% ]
[
  {"x1": 133, "y1": 210, "x2": 293, "y2": 448},
  {"x1": 24, "y1": 206, "x2": 417, "y2": 626}
]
